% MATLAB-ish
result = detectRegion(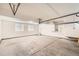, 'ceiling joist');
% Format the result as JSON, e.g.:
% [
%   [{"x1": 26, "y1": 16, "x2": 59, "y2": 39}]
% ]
[
  {"x1": 40, "y1": 11, "x2": 79, "y2": 23},
  {"x1": 9, "y1": 3, "x2": 21, "y2": 15}
]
